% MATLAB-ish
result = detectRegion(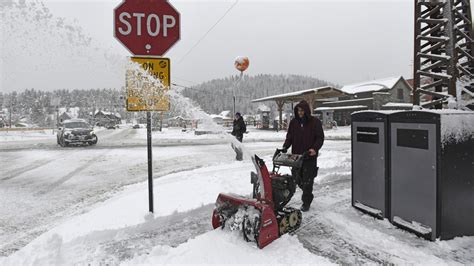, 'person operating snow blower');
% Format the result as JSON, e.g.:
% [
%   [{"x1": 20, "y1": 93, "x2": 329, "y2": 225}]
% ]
[{"x1": 282, "y1": 100, "x2": 324, "y2": 212}]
